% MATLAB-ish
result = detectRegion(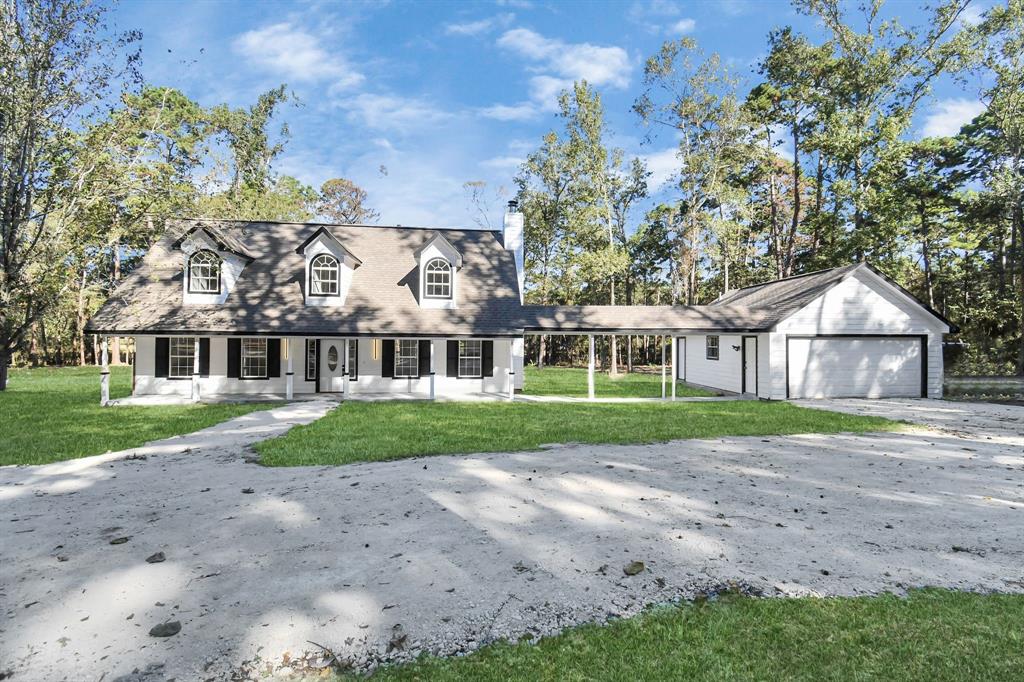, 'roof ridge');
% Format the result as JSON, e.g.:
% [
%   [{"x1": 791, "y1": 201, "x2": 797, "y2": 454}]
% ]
[
  {"x1": 720, "y1": 262, "x2": 863, "y2": 295},
  {"x1": 172, "y1": 216, "x2": 496, "y2": 232}
]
